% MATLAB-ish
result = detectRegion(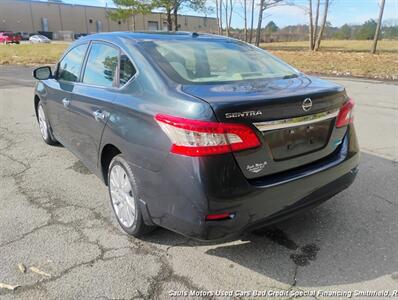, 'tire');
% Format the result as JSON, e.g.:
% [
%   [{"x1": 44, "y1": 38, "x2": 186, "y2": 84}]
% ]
[
  {"x1": 37, "y1": 101, "x2": 58, "y2": 145},
  {"x1": 108, "y1": 155, "x2": 154, "y2": 237}
]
